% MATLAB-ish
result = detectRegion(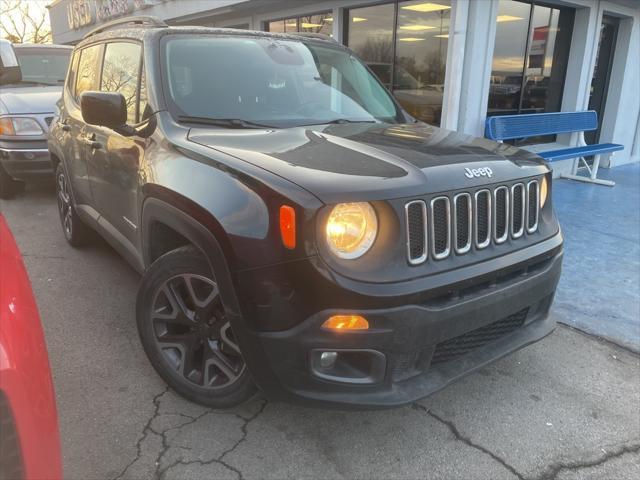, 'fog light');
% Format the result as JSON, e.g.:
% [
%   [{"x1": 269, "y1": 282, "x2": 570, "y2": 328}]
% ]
[
  {"x1": 320, "y1": 351, "x2": 338, "y2": 368},
  {"x1": 322, "y1": 315, "x2": 369, "y2": 331}
]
